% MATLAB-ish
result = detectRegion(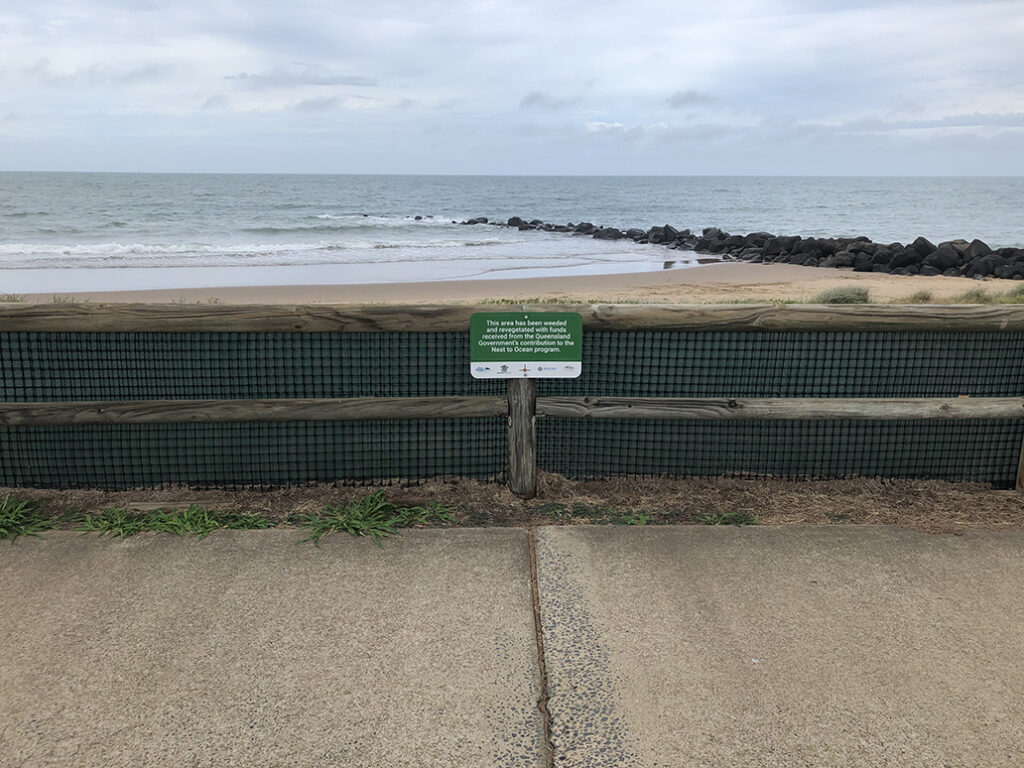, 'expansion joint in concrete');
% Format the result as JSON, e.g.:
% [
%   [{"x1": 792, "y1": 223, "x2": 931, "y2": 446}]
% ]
[{"x1": 528, "y1": 527, "x2": 554, "y2": 768}]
